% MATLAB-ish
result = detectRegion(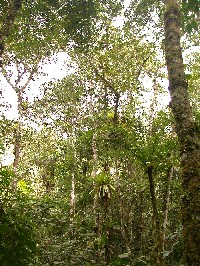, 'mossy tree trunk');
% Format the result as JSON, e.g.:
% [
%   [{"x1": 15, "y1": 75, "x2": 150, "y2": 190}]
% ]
[{"x1": 164, "y1": 1, "x2": 200, "y2": 265}]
